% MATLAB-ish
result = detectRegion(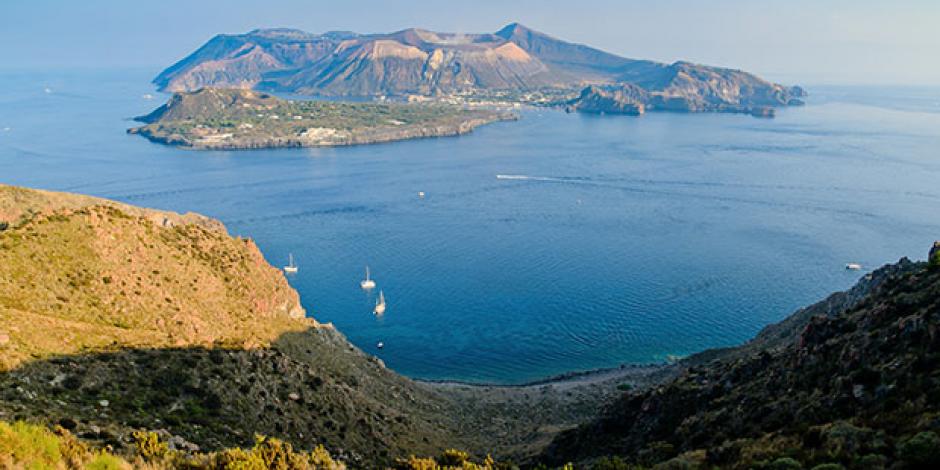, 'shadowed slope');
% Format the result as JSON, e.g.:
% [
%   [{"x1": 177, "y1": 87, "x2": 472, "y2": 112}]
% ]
[{"x1": 542, "y1": 251, "x2": 940, "y2": 469}]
